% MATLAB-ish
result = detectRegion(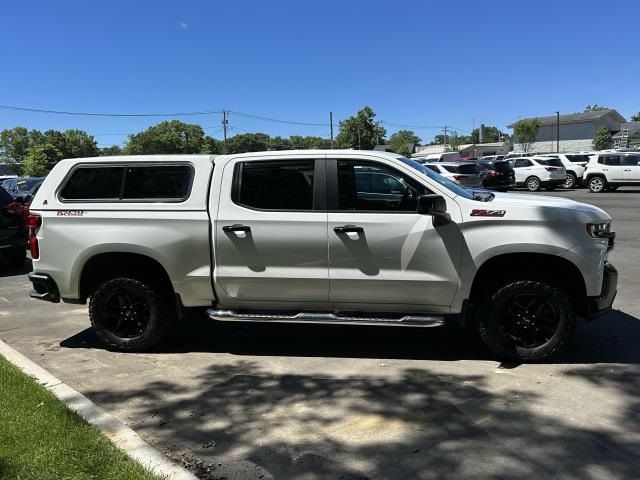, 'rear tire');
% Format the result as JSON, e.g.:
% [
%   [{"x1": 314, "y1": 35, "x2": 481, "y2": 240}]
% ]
[
  {"x1": 525, "y1": 176, "x2": 541, "y2": 192},
  {"x1": 563, "y1": 172, "x2": 577, "y2": 189},
  {"x1": 476, "y1": 280, "x2": 575, "y2": 362},
  {"x1": 588, "y1": 176, "x2": 607, "y2": 193},
  {"x1": 89, "y1": 277, "x2": 172, "y2": 352}
]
